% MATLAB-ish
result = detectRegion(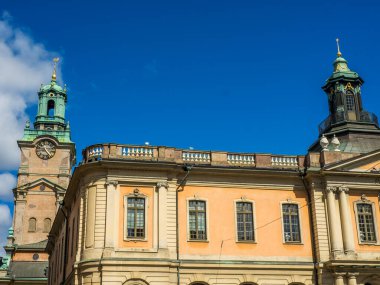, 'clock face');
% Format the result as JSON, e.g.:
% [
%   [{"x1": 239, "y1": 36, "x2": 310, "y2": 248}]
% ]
[{"x1": 35, "y1": 140, "x2": 56, "y2": 160}]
